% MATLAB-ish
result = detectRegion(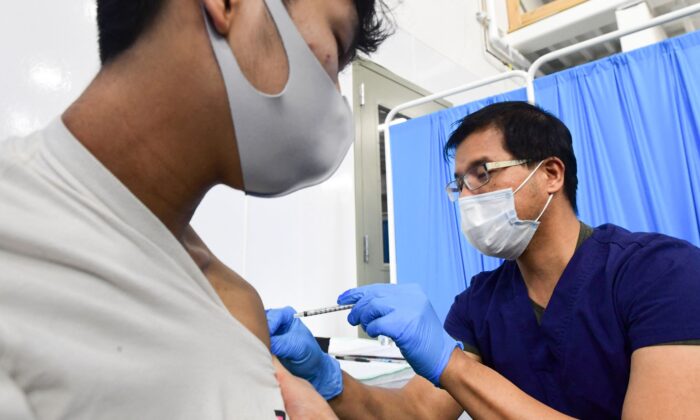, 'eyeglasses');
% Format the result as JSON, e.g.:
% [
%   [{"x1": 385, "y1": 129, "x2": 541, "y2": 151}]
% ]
[{"x1": 445, "y1": 159, "x2": 530, "y2": 202}]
